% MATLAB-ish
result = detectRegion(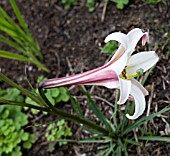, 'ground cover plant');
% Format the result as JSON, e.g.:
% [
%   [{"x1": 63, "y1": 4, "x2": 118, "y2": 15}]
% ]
[
  {"x1": 0, "y1": 0, "x2": 169, "y2": 155},
  {"x1": 0, "y1": 88, "x2": 36, "y2": 156}
]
